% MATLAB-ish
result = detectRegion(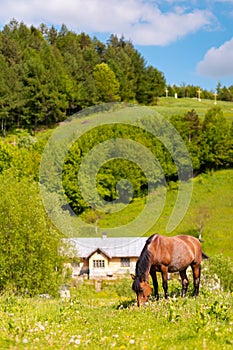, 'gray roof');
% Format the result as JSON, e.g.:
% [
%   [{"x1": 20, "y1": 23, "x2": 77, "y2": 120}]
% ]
[{"x1": 68, "y1": 237, "x2": 147, "y2": 259}]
